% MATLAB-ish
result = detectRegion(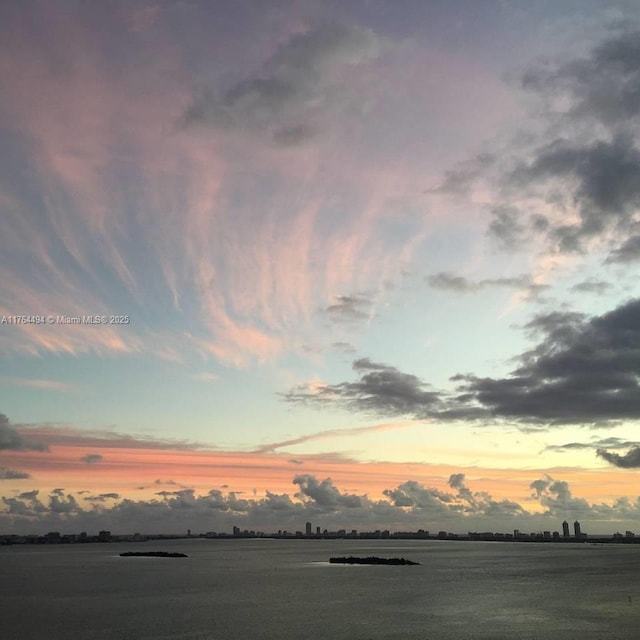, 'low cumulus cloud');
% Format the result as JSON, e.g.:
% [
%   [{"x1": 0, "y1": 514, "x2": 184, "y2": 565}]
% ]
[
  {"x1": 3, "y1": 474, "x2": 637, "y2": 535},
  {"x1": 293, "y1": 474, "x2": 363, "y2": 509},
  {"x1": 182, "y1": 24, "x2": 385, "y2": 144},
  {"x1": 528, "y1": 476, "x2": 594, "y2": 519}
]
